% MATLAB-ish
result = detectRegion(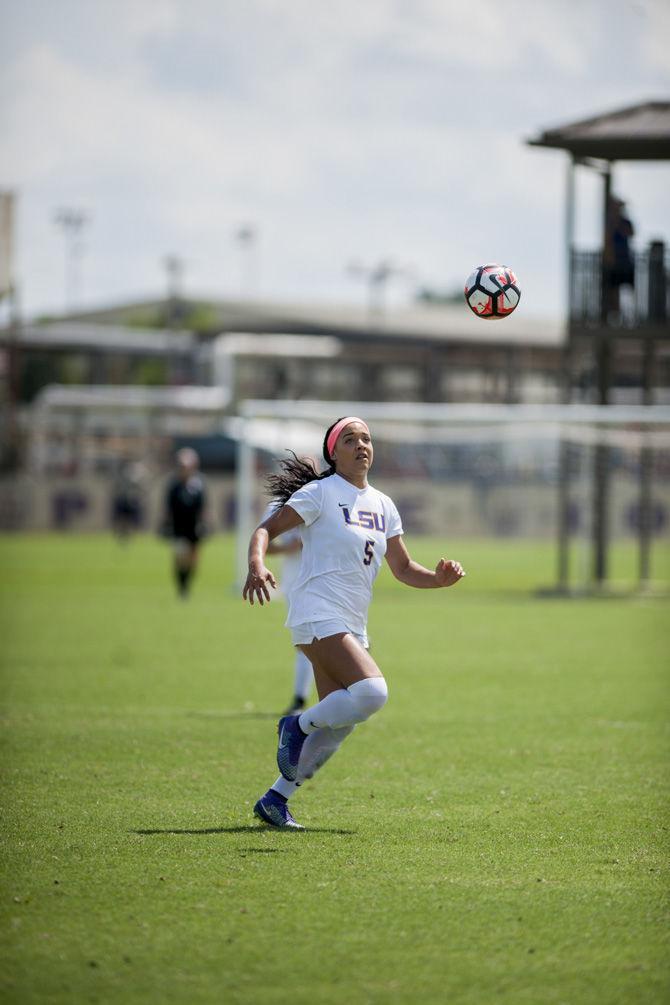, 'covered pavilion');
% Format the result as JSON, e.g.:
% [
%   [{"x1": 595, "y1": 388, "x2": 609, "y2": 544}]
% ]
[{"x1": 528, "y1": 100, "x2": 670, "y2": 591}]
